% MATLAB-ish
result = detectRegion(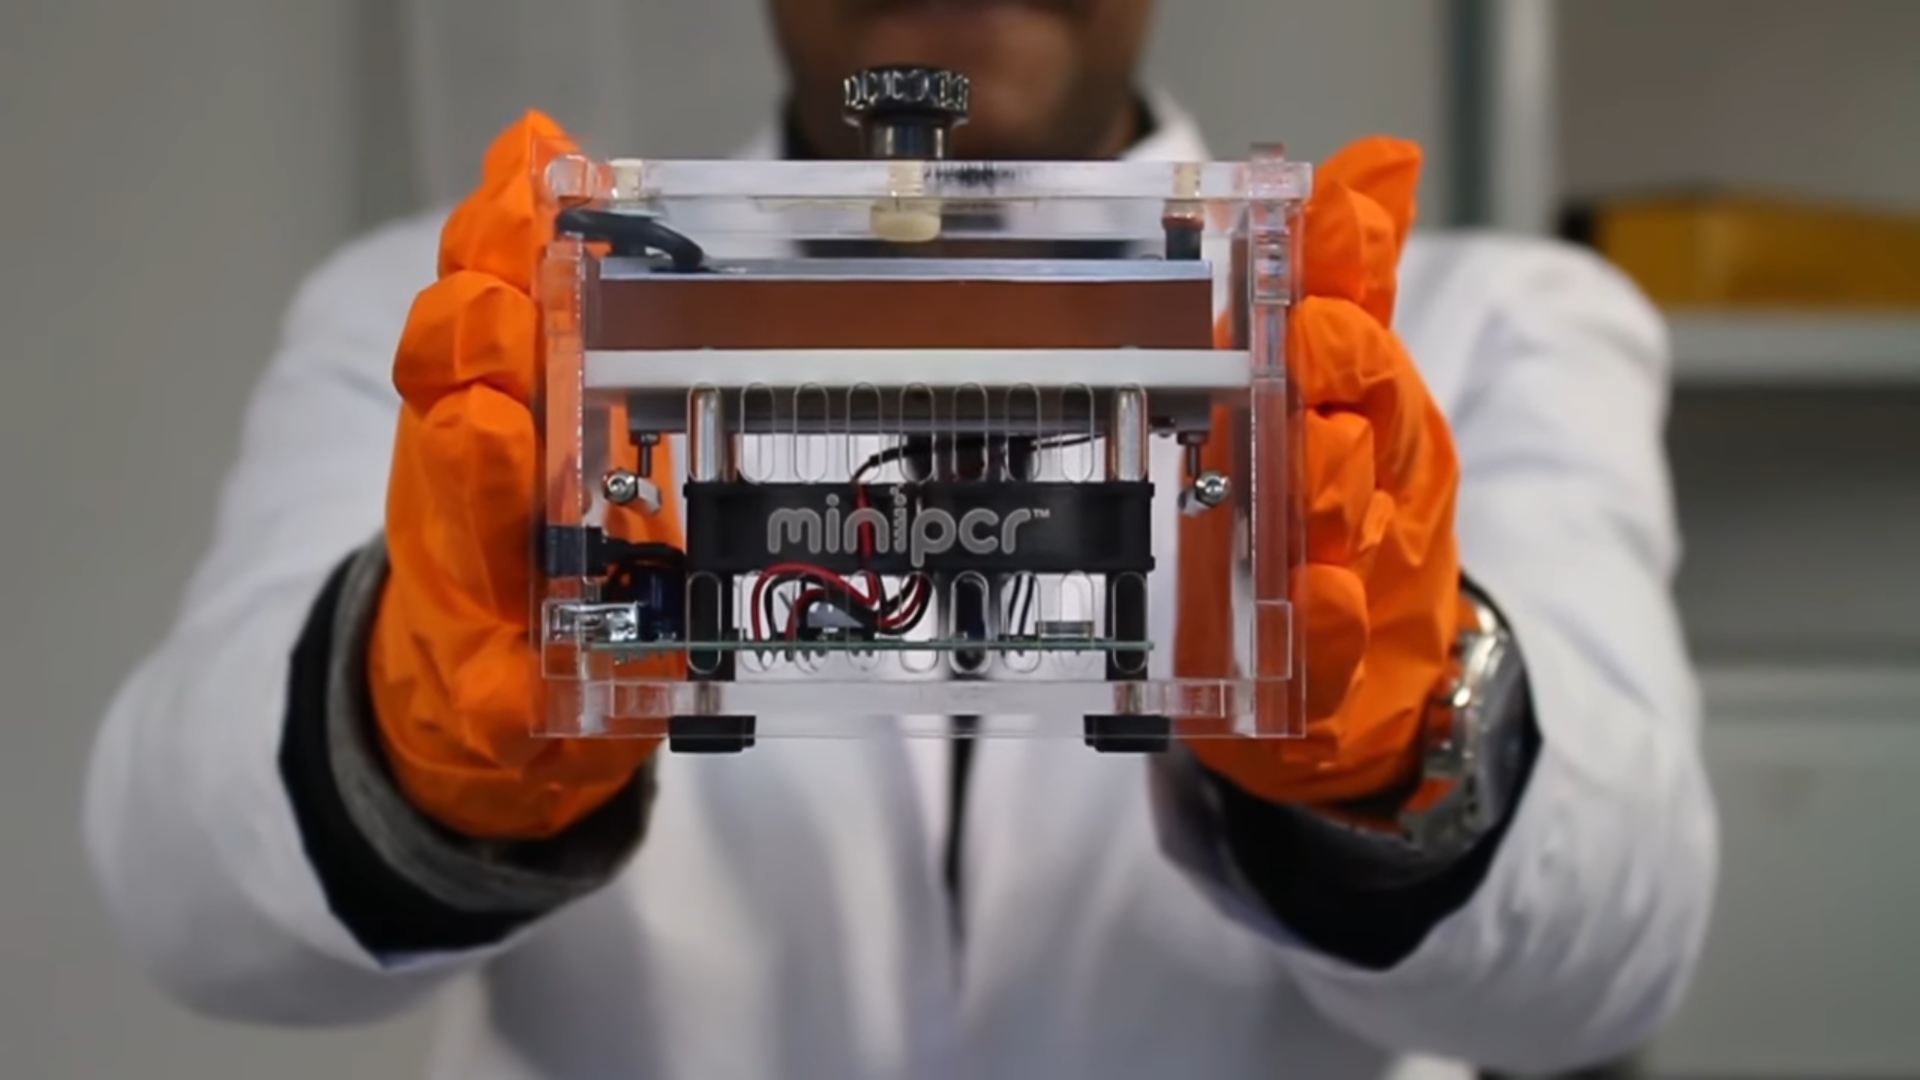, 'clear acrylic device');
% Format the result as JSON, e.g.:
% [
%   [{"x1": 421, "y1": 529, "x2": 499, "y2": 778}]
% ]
[{"x1": 530, "y1": 111, "x2": 1310, "y2": 753}]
